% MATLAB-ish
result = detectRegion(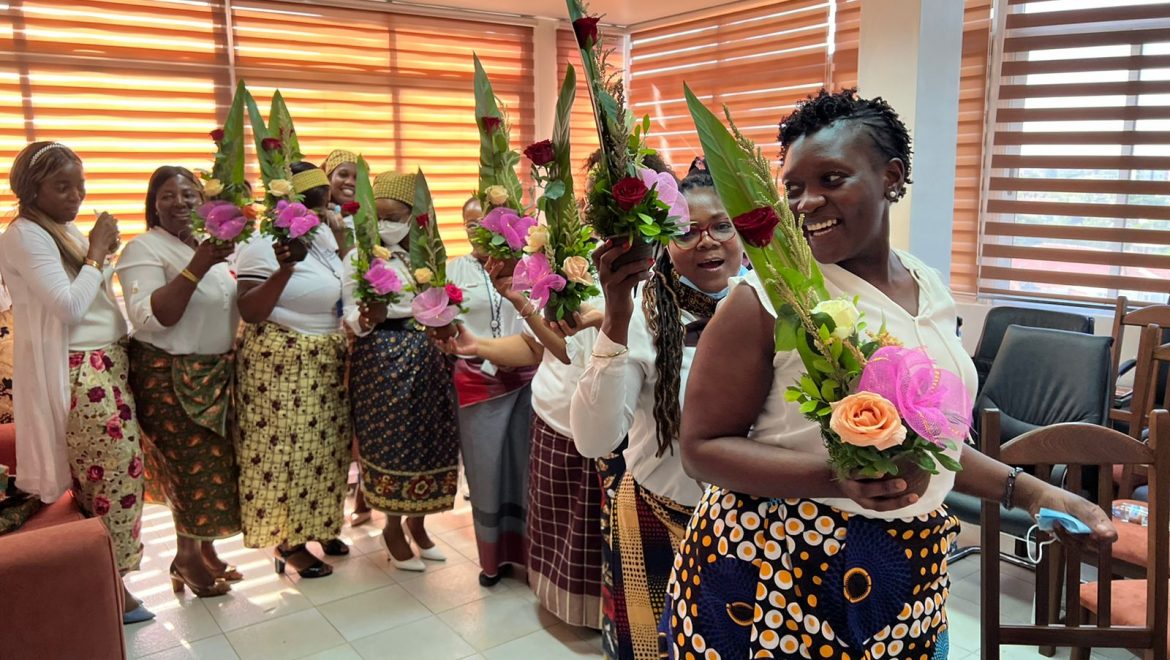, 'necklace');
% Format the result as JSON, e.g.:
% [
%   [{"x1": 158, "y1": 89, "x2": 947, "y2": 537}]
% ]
[{"x1": 479, "y1": 259, "x2": 502, "y2": 338}]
